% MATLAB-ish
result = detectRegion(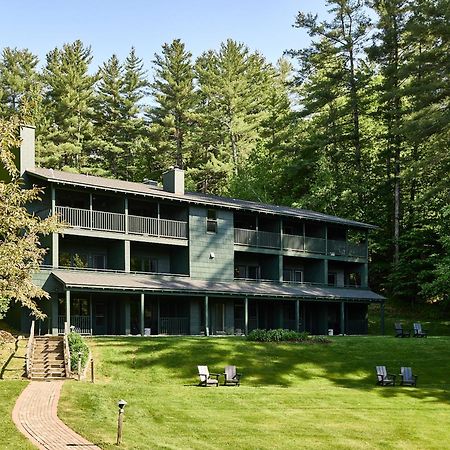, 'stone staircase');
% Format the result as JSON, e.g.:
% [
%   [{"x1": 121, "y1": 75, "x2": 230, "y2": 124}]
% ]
[{"x1": 30, "y1": 336, "x2": 66, "y2": 380}]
